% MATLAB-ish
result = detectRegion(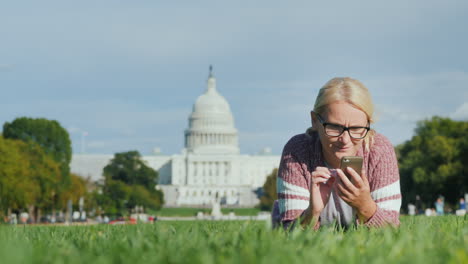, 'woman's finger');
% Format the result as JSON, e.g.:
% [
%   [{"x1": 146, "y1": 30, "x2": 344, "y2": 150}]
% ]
[
  {"x1": 312, "y1": 174, "x2": 331, "y2": 184},
  {"x1": 361, "y1": 169, "x2": 369, "y2": 184},
  {"x1": 336, "y1": 169, "x2": 358, "y2": 193},
  {"x1": 336, "y1": 185, "x2": 352, "y2": 203},
  {"x1": 313, "y1": 177, "x2": 330, "y2": 185},
  {"x1": 336, "y1": 182, "x2": 351, "y2": 197},
  {"x1": 346, "y1": 167, "x2": 363, "y2": 188},
  {"x1": 312, "y1": 170, "x2": 331, "y2": 179}
]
